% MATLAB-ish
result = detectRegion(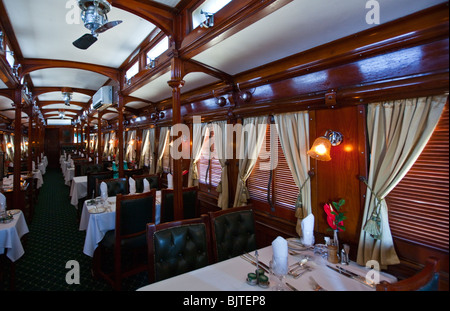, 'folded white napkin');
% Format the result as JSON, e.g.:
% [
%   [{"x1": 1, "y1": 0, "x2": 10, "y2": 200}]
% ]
[
  {"x1": 143, "y1": 179, "x2": 150, "y2": 192},
  {"x1": 300, "y1": 213, "x2": 315, "y2": 246},
  {"x1": 272, "y1": 236, "x2": 288, "y2": 275},
  {"x1": 167, "y1": 173, "x2": 173, "y2": 189},
  {"x1": 129, "y1": 177, "x2": 136, "y2": 194},
  {"x1": 108, "y1": 156, "x2": 111, "y2": 161},
  {"x1": 32, "y1": 161, "x2": 35, "y2": 171},
  {"x1": 100, "y1": 182, "x2": 108, "y2": 200}
]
